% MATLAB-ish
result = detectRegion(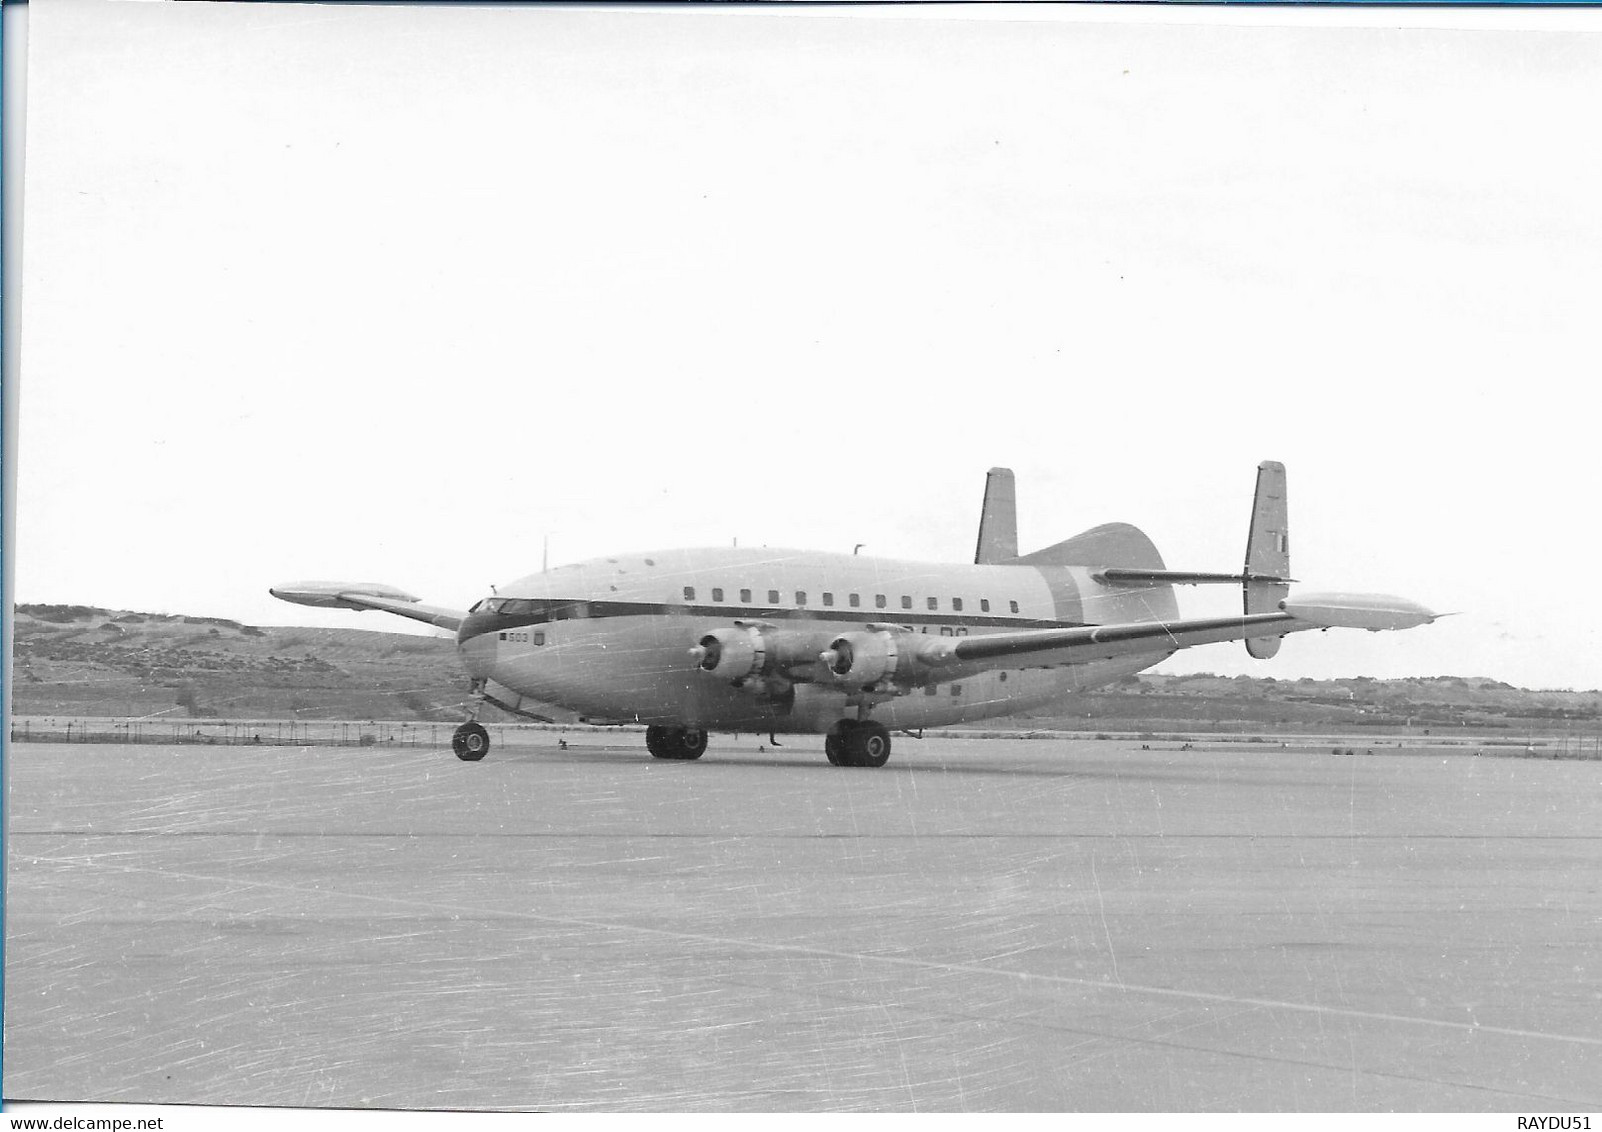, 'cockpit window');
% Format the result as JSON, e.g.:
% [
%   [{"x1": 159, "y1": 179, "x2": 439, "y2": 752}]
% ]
[{"x1": 474, "y1": 597, "x2": 595, "y2": 624}]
